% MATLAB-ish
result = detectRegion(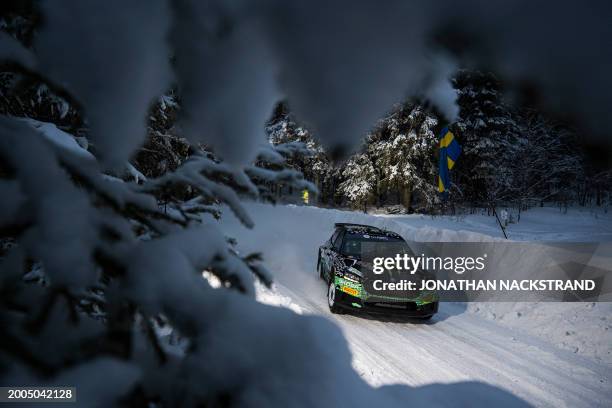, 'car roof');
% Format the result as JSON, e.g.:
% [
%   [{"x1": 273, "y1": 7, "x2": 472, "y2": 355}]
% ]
[{"x1": 334, "y1": 223, "x2": 403, "y2": 240}]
